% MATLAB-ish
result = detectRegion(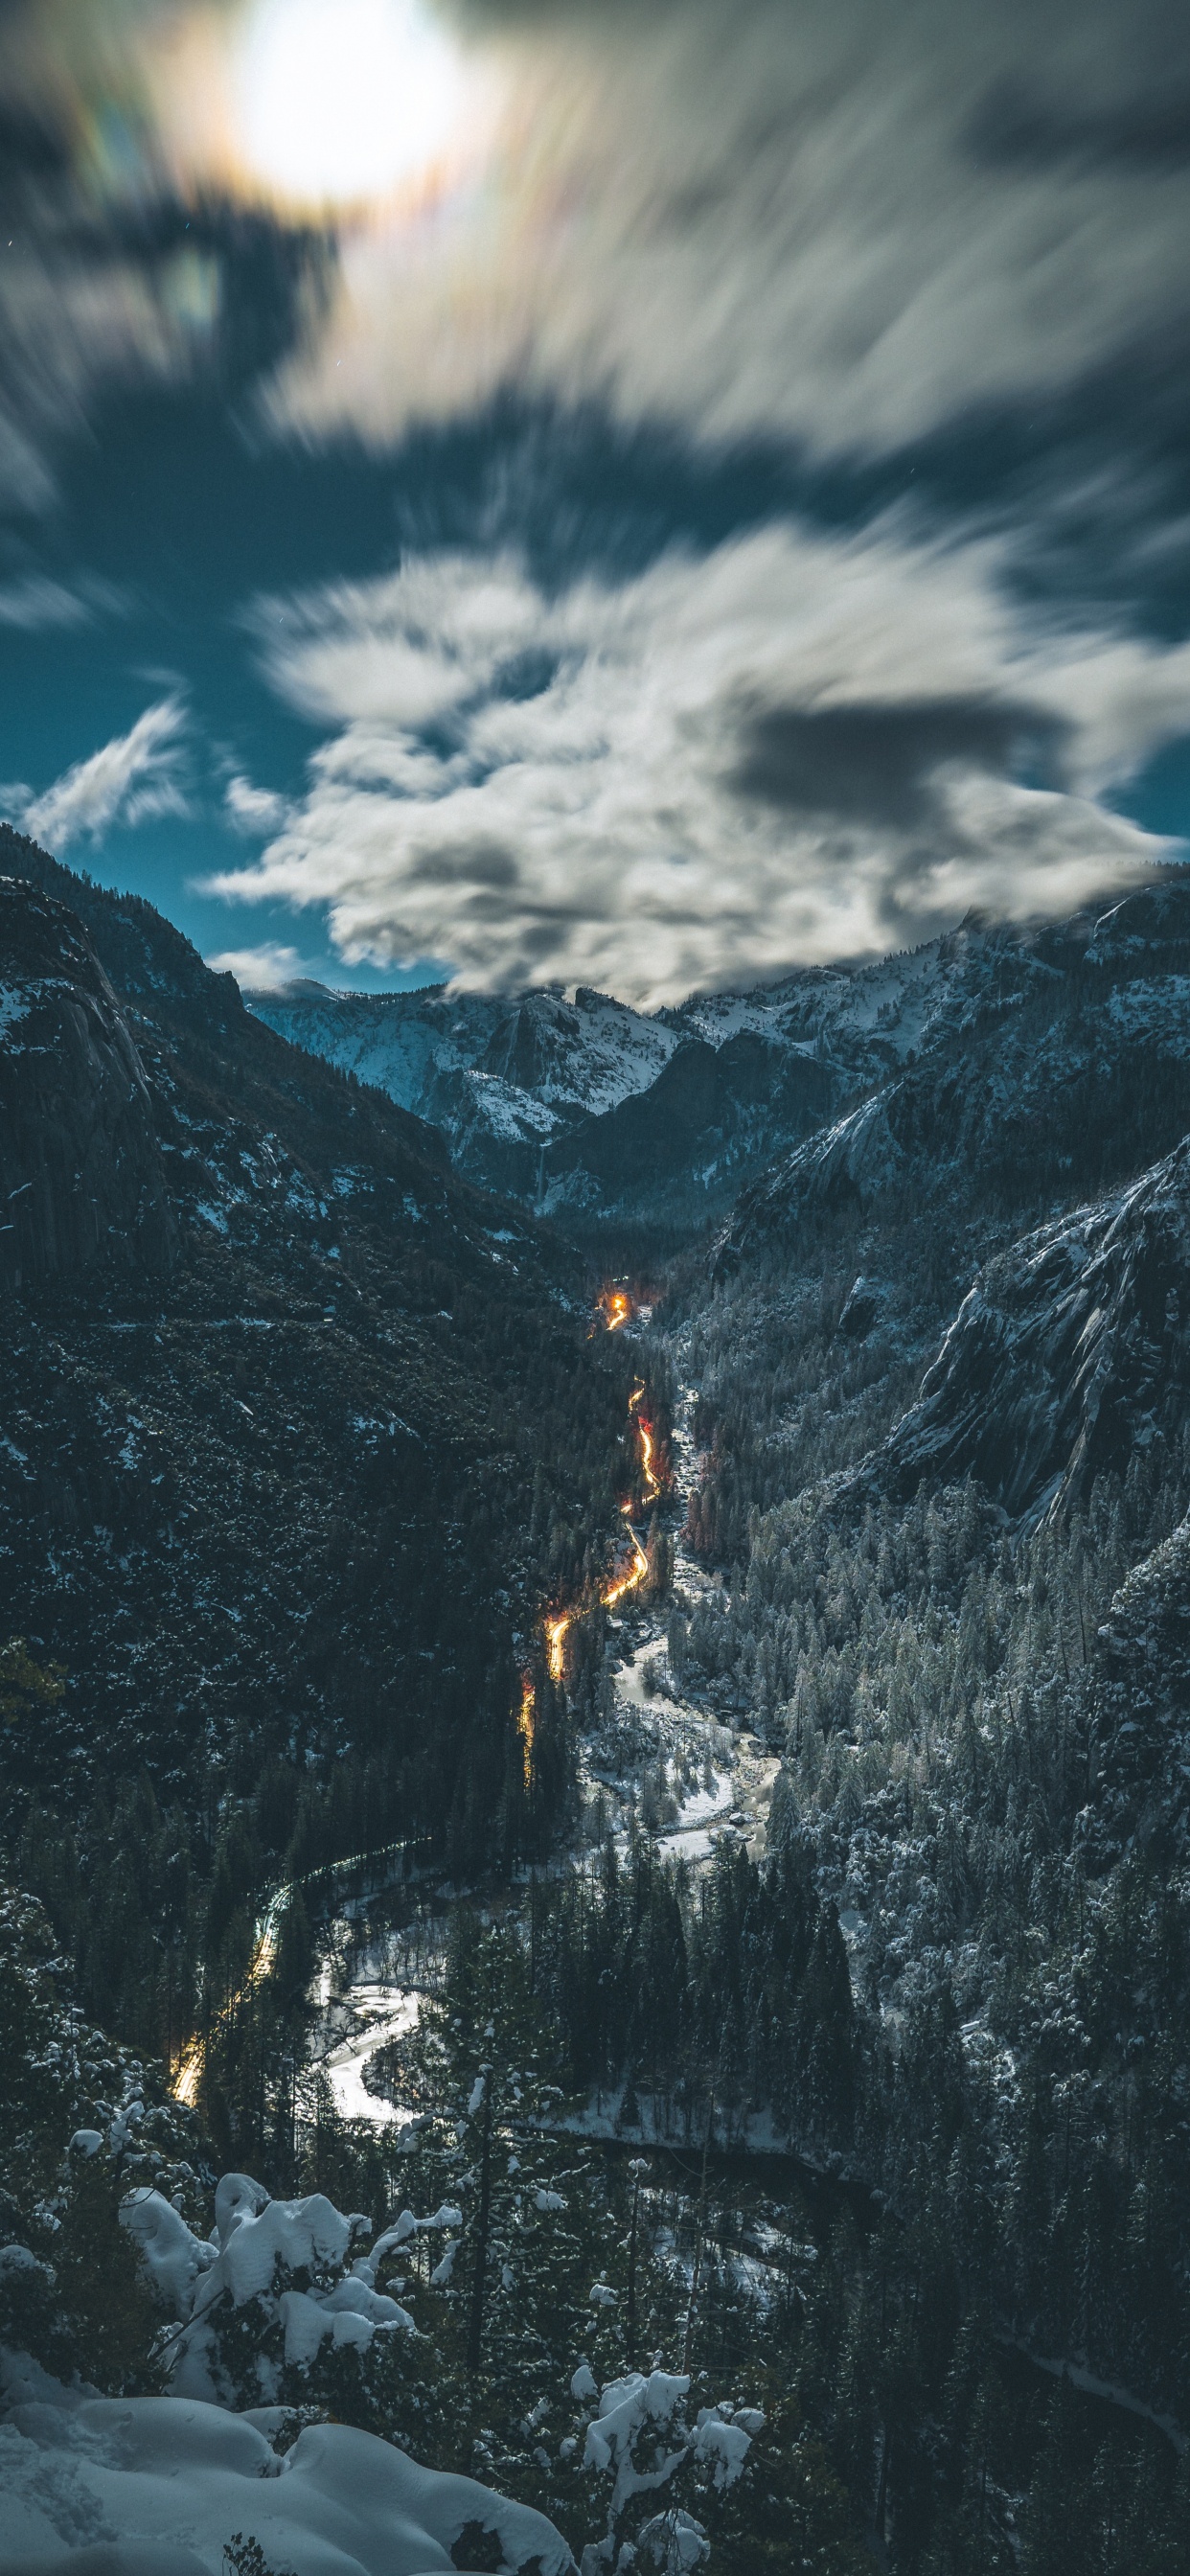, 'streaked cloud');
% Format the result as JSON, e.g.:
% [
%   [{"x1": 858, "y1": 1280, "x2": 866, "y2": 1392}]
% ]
[
  {"x1": 206, "y1": 518, "x2": 1187, "y2": 1004},
  {"x1": 223, "y1": 770, "x2": 291, "y2": 833},
  {"x1": 264, "y1": 0, "x2": 1190, "y2": 469},
  {"x1": 12, "y1": 699, "x2": 190, "y2": 851},
  {"x1": 0, "y1": 573, "x2": 125, "y2": 631},
  {"x1": 7, "y1": 2, "x2": 1190, "y2": 493},
  {"x1": 205, "y1": 938, "x2": 312, "y2": 987}
]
